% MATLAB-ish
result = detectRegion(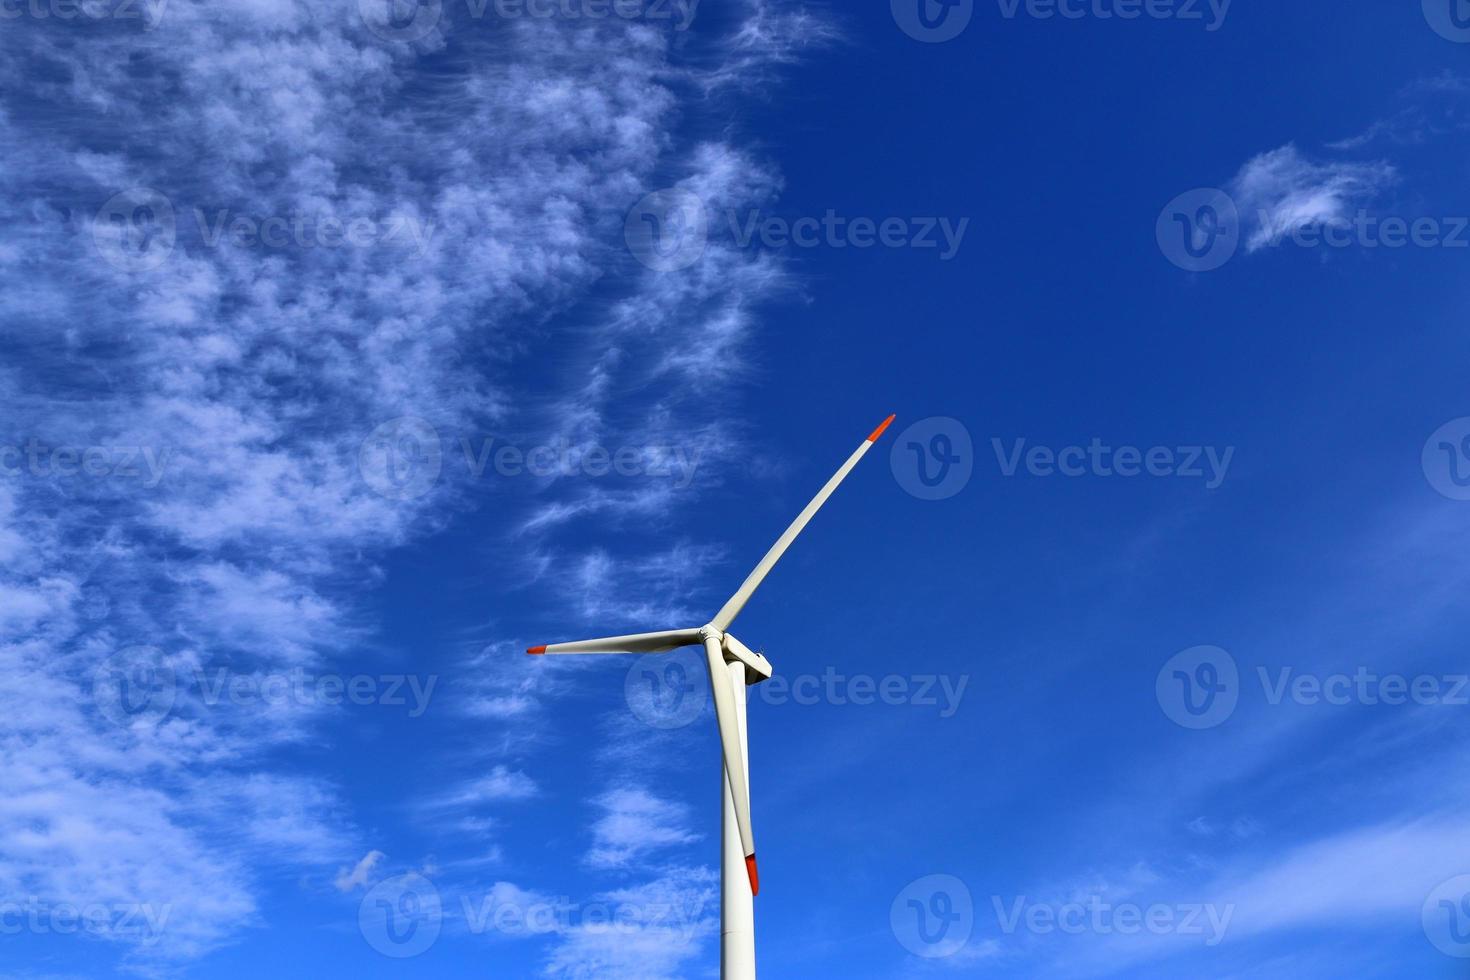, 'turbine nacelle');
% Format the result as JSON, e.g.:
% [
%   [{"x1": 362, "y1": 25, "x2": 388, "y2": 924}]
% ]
[
  {"x1": 721, "y1": 632, "x2": 772, "y2": 684},
  {"x1": 526, "y1": 415, "x2": 895, "y2": 904}
]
